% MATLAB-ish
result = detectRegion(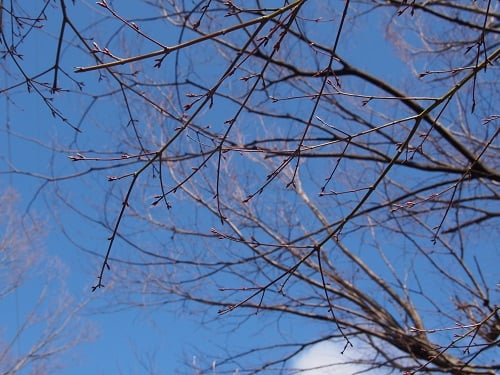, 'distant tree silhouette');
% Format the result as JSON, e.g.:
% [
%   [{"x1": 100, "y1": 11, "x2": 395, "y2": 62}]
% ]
[{"x1": 0, "y1": 189, "x2": 91, "y2": 374}]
